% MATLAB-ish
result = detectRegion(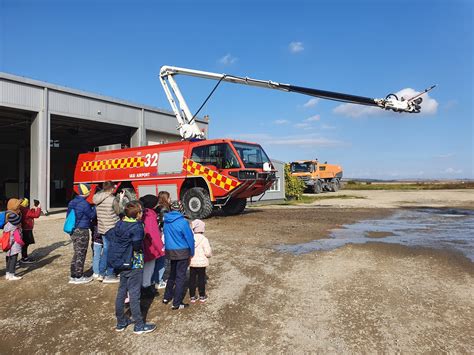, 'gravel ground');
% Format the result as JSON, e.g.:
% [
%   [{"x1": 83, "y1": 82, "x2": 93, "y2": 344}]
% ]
[{"x1": 0, "y1": 190, "x2": 473, "y2": 353}]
